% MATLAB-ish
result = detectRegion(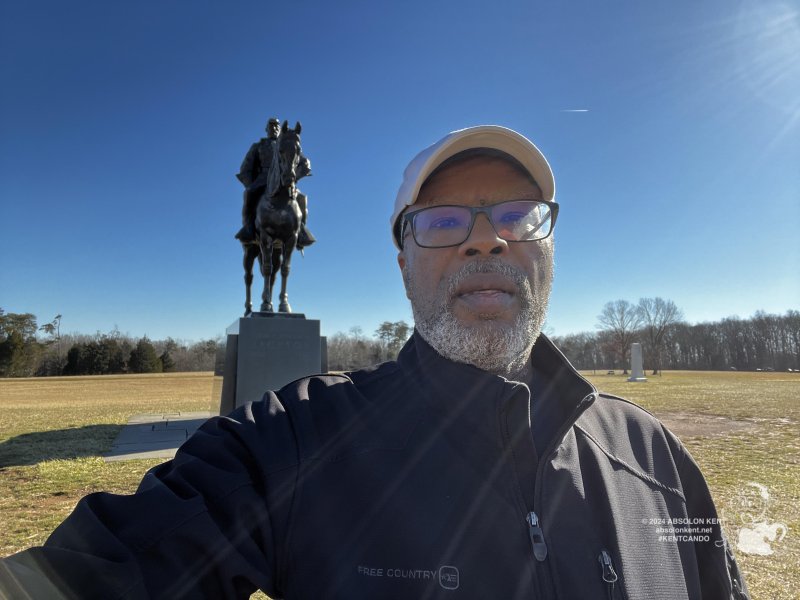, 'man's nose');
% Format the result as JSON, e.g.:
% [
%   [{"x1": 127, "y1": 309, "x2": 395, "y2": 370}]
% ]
[{"x1": 459, "y1": 212, "x2": 508, "y2": 257}]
